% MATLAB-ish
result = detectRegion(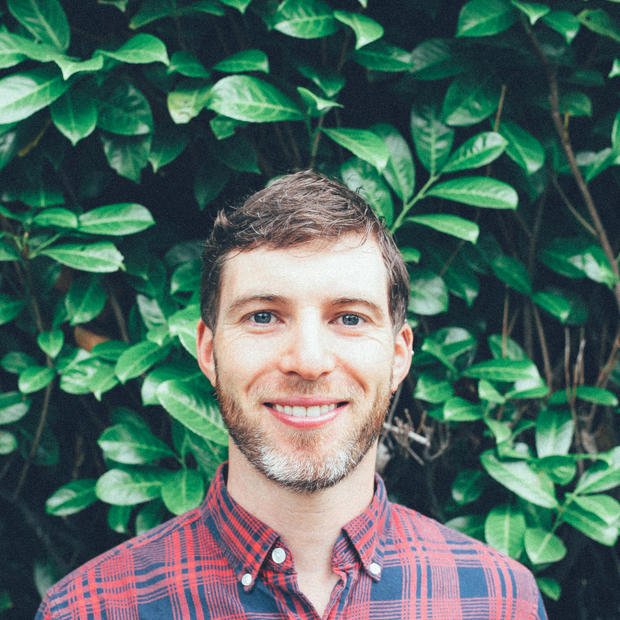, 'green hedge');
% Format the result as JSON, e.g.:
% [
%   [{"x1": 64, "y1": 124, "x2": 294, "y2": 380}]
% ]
[{"x1": 0, "y1": 0, "x2": 619, "y2": 616}]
